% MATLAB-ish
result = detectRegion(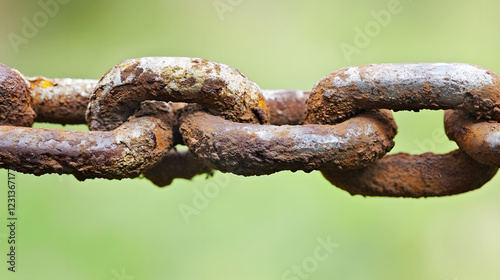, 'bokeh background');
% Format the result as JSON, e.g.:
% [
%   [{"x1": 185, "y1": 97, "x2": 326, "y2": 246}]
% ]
[{"x1": 1, "y1": 0, "x2": 500, "y2": 279}]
